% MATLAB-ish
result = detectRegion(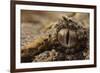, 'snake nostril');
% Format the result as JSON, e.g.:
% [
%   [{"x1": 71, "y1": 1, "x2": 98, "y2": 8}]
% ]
[{"x1": 66, "y1": 30, "x2": 69, "y2": 45}]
